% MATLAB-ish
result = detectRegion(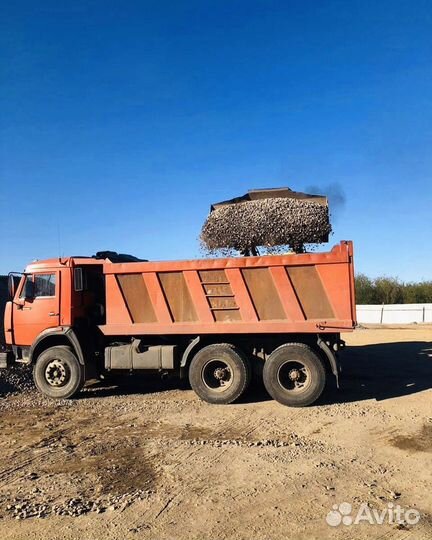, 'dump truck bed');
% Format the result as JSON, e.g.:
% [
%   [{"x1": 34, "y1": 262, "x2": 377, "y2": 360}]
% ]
[{"x1": 99, "y1": 241, "x2": 356, "y2": 336}]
